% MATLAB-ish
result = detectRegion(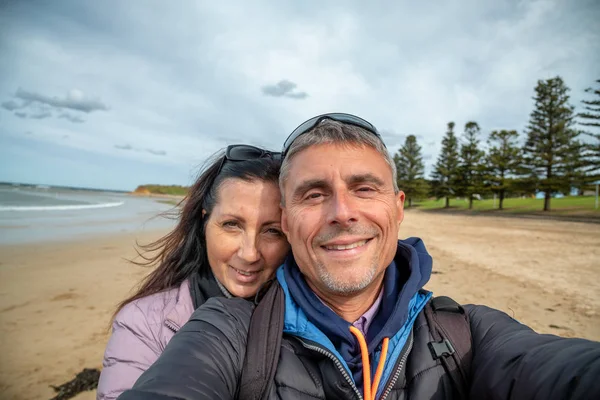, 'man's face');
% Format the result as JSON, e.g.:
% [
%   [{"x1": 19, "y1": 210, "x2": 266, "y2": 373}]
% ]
[{"x1": 281, "y1": 143, "x2": 405, "y2": 297}]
